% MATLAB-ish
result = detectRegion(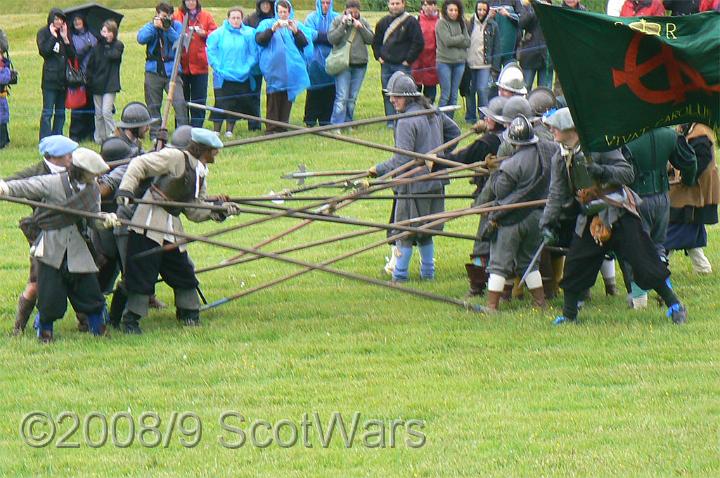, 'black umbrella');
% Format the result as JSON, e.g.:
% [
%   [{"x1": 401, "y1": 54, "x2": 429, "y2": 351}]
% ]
[{"x1": 63, "y1": 3, "x2": 124, "y2": 38}]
